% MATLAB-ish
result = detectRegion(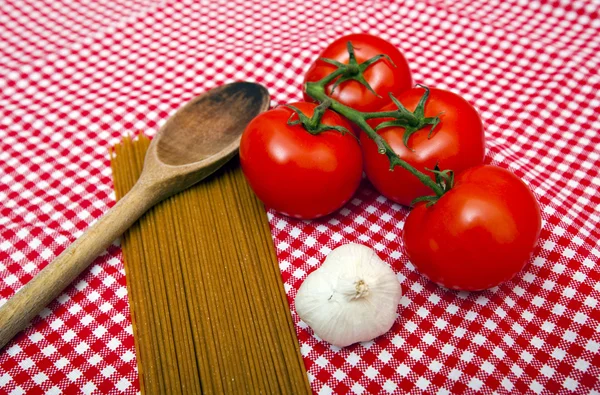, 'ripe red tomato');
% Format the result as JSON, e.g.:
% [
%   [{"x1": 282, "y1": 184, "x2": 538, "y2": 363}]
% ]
[
  {"x1": 361, "y1": 87, "x2": 485, "y2": 206},
  {"x1": 403, "y1": 165, "x2": 541, "y2": 291},
  {"x1": 239, "y1": 102, "x2": 363, "y2": 219},
  {"x1": 303, "y1": 34, "x2": 413, "y2": 112}
]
